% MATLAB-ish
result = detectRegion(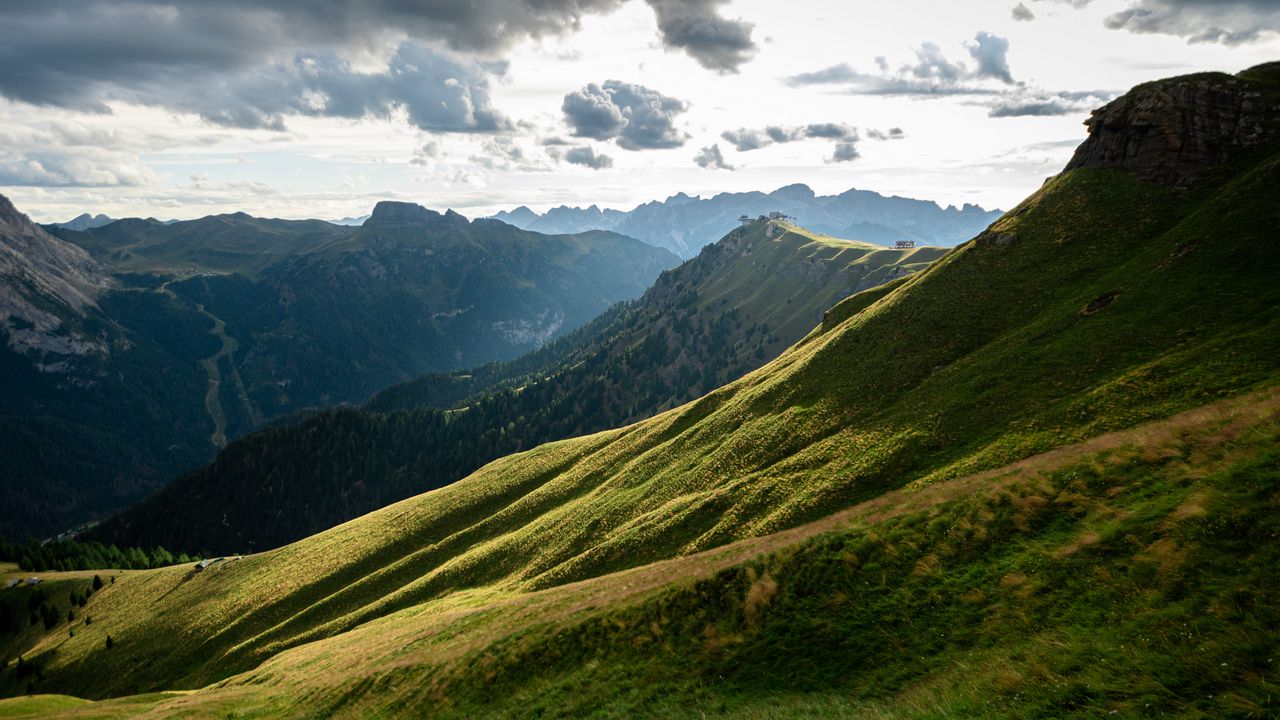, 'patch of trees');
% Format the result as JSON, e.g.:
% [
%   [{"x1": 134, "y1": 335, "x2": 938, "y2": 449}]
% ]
[{"x1": 0, "y1": 536, "x2": 194, "y2": 572}]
